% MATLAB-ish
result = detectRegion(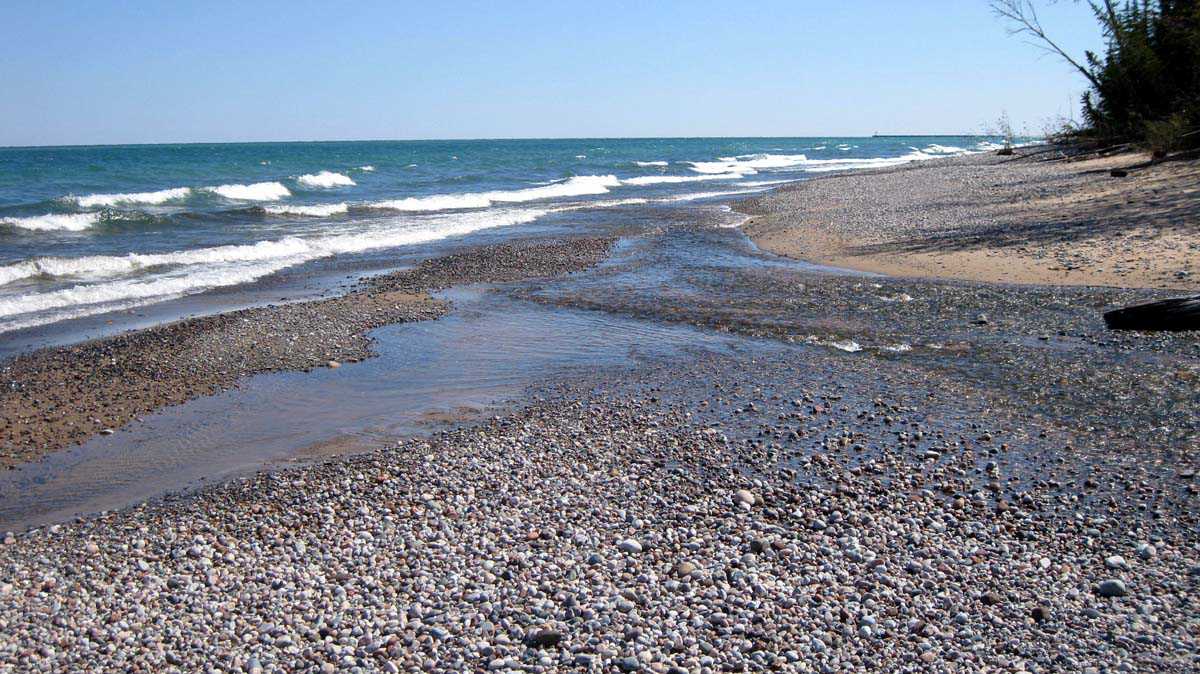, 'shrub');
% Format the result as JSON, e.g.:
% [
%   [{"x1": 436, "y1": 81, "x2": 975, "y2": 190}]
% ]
[{"x1": 994, "y1": 1, "x2": 1200, "y2": 152}]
